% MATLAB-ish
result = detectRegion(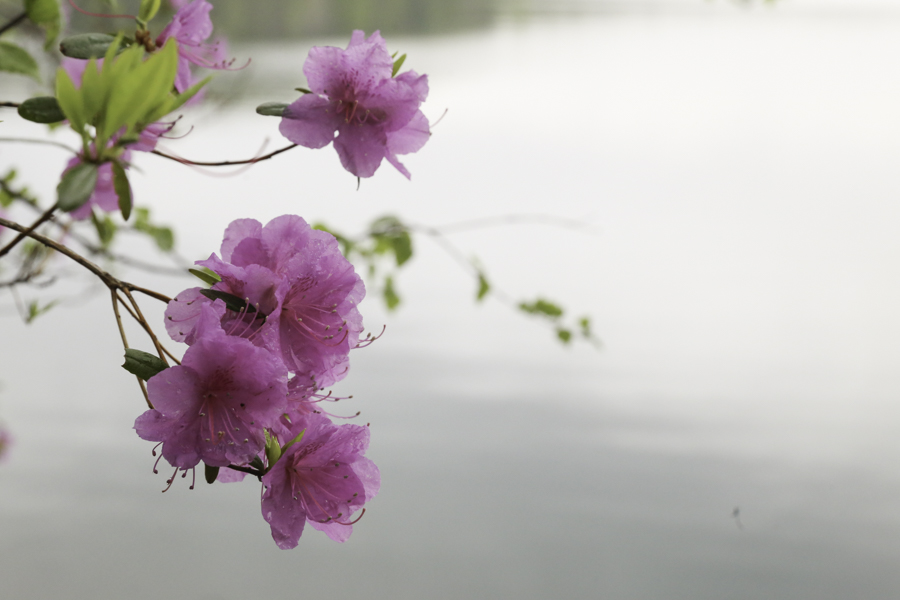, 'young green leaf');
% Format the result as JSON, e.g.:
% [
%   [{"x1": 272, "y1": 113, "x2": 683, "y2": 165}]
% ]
[
  {"x1": 56, "y1": 163, "x2": 99, "y2": 212},
  {"x1": 122, "y1": 348, "x2": 168, "y2": 381},
  {"x1": 138, "y1": 0, "x2": 161, "y2": 23},
  {"x1": 90, "y1": 211, "x2": 117, "y2": 248},
  {"x1": 556, "y1": 328, "x2": 573, "y2": 344},
  {"x1": 280, "y1": 429, "x2": 306, "y2": 455},
  {"x1": 55, "y1": 66, "x2": 86, "y2": 133},
  {"x1": 189, "y1": 268, "x2": 221, "y2": 287},
  {"x1": 384, "y1": 275, "x2": 400, "y2": 310},
  {"x1": 390, "y1": 231, "x2": 413, "y2": 266},
  {"x1": 0, "y1": 42, "x2": 40, "y2": 81},
  {"x1": 392, "y1": 53, "x2": 407, "y2": 77},
  {"x1": 111, "y1": 161, "x2": 132, "y2": 220},
  {"x1": 264, "y1": 430, "x2": 282, "y2": 467},
  {"x1": 476, "y1": 272, "x2": 490, "y2": 301},
  {"x1": 17, "y1": 96, "x2": 66, "y2": 124},
  {"x1": 25, "y1": 0, "x2": 61, "y2": 49},
  {"x1": 25, "y1": 299, "x2": 58, "y2": 323},
  {"x1": 256, "y1": 102, "x2": 288, "y2": 116},
  {"x1": 518, "y1": 299, "x2": 564, "y2": 318}
]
